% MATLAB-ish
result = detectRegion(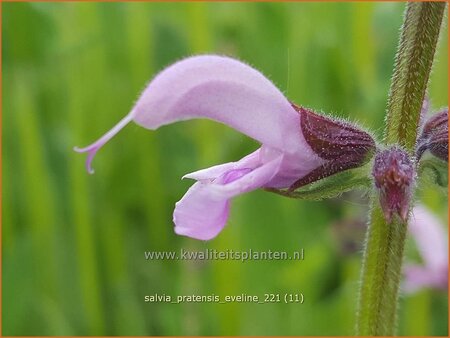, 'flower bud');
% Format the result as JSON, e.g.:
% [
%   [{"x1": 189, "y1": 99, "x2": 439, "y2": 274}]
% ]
[
  {"x1": 372, "y1": 147, "x2": 414, "y2": 223},
  {"x1": 417, "y1": 108, "x2": 448, "y2": 162},
  {"x1": 289, "y1": 104, "x2": 376, "y2": 190}
]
